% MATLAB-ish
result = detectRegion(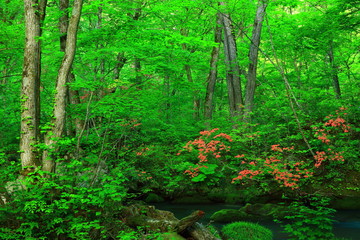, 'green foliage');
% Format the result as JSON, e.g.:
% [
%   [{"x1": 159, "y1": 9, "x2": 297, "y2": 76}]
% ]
[
  {"x1": 221, "y1": 221, "x2": 273, "y2": 240},
  {"x1": 275, "y1": 196, "x2": 336, "y2": 240},
  {"x1": 1, "y1": 0, "x2": 360, "y2": 238},
  {"x1": 0, "y1": 158, "x2": 129, "y2": 239}
]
